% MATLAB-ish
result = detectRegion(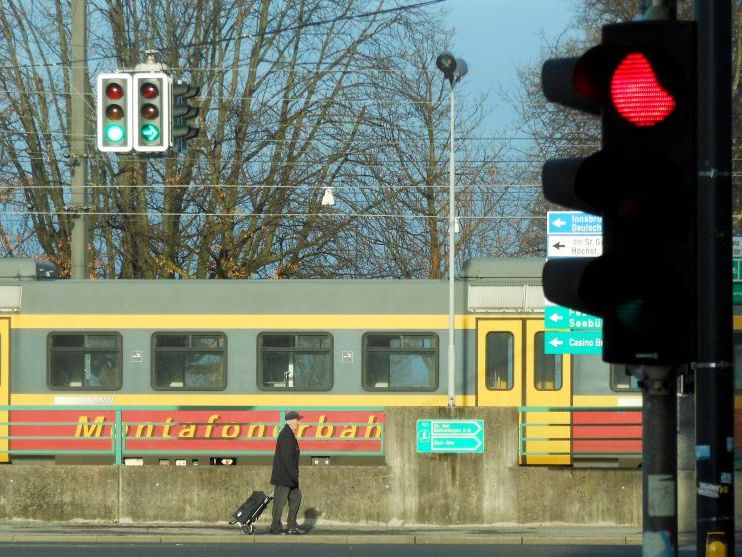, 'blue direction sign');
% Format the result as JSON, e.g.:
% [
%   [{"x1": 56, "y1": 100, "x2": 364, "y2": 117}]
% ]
[
  {"x1": 544, "y1": 331, "x2": 603, "y2": 355},
  {"x1": 732, "y1": 236, "x2": 742, "y2": 302},
  {"x1": 547, "y1": 211, "x2": 602, "y2": 236},
  {"x1": 546, "y1": 211, "x2": 604, "y2": 354},
  {"x1": 416, "y1": 419, "x2": 484, "y2": 454},
  {"x1": 544, "y1": 306, "x2": 602, "y2": 331}
]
